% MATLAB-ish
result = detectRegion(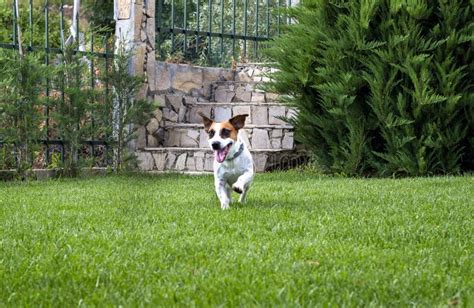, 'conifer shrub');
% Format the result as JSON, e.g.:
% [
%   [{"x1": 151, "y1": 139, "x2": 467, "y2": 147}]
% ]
[{"x1": 267, "y1": 0, "x2": 473, "y2": 176}]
